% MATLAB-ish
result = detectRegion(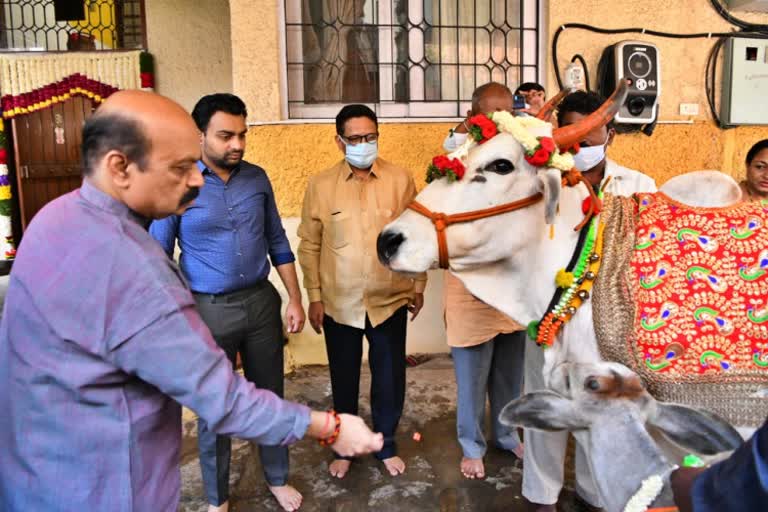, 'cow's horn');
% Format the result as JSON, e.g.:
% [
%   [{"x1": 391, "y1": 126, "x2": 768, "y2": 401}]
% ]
[
  {"x1": 535, "y1": 89, "x2": 568, "y2": 122},
  {"x1": 552, "y1": 79, "x2": 630, "y2": 150}
]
